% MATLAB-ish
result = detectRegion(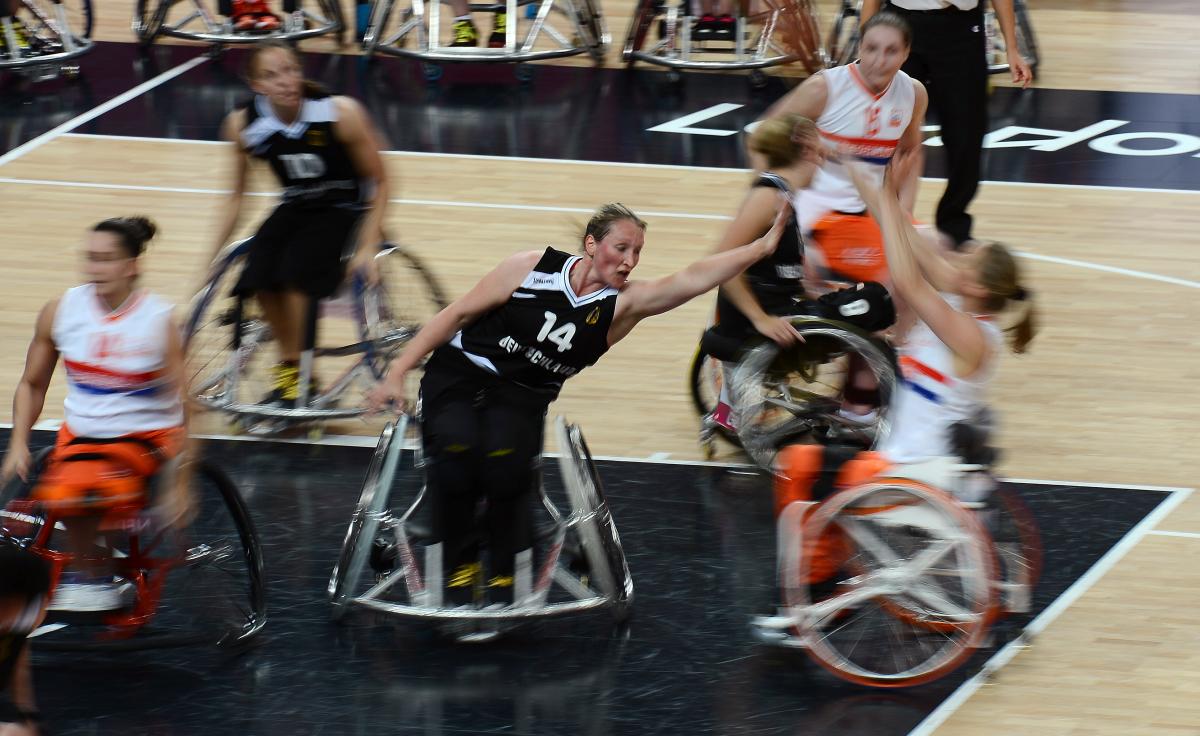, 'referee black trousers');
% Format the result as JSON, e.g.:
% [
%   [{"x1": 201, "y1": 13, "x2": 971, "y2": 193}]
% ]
[{"x1": 890, "y1": 4, "x2": 989, "y2": 245}]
